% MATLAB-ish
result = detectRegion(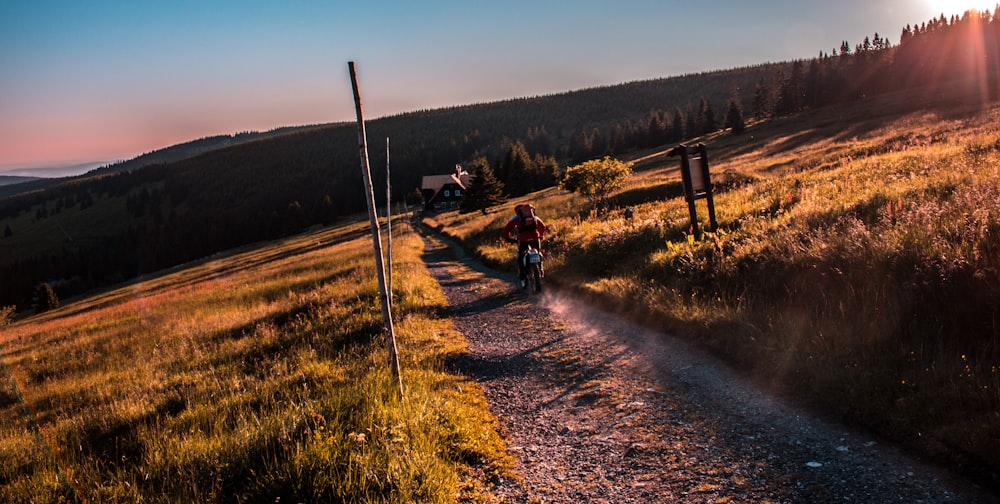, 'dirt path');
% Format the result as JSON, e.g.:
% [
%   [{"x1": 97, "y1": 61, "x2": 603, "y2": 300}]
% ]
[{"x1": 421, "y1": 234, "x2": 998, "y2": 503}]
